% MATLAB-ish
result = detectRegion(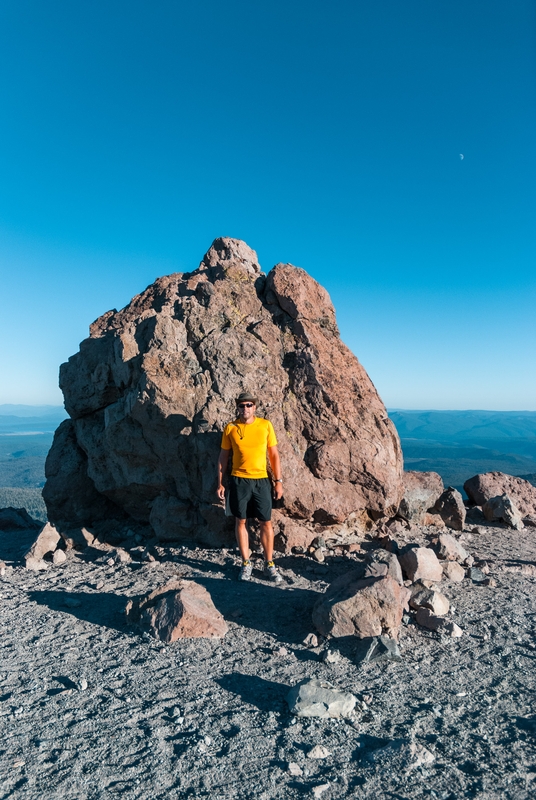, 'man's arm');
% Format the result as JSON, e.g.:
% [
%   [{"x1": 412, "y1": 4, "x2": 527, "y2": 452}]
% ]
[
  {"x1": 217, "y1": 448, "x2": 230, "y2": 502},
  {"x1": 268, "y1": 445, "x2": 283, "y2": 500}
]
